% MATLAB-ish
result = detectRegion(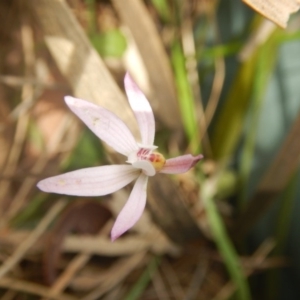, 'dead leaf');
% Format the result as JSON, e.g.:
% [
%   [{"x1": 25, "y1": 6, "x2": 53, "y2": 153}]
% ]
[{"x1": 243, "y1": 0, "x2": 300, "y2": 28}]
